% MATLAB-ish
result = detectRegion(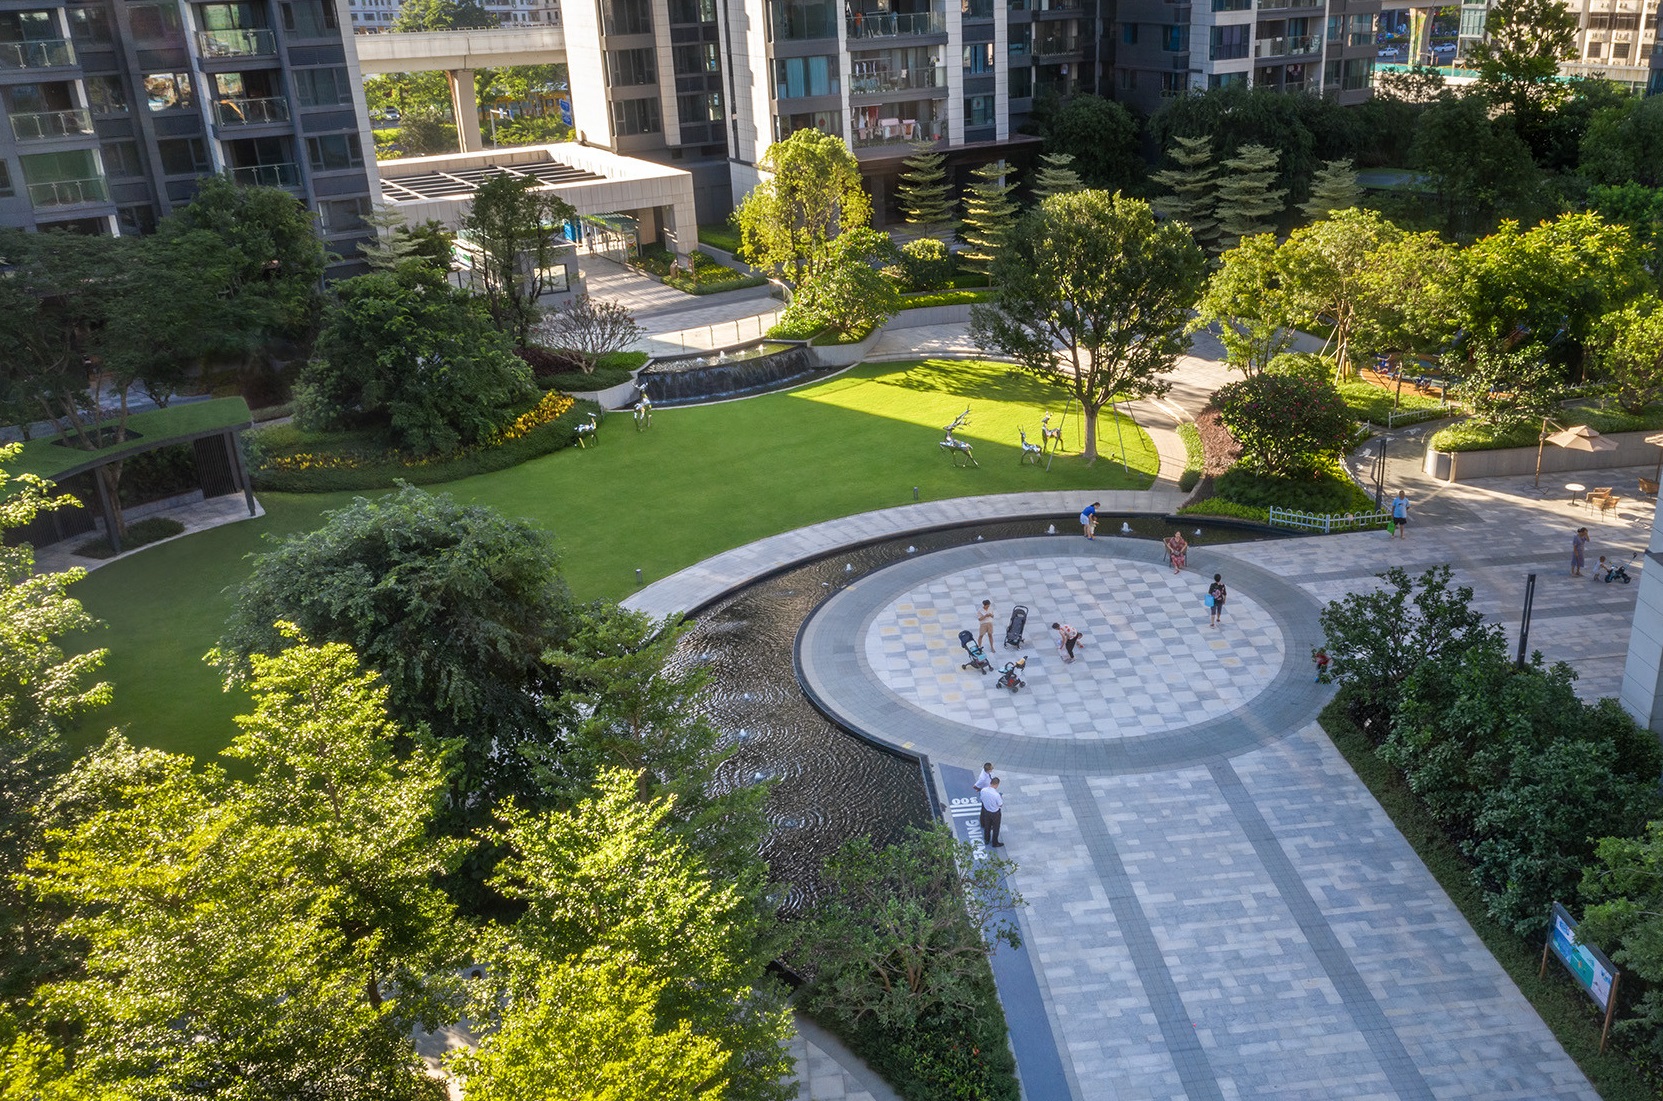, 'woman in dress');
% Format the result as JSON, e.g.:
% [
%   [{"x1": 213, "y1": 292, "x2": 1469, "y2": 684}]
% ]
[{"x1": 1164, "y1": 531, "x2": 1188, "y2": 574}]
